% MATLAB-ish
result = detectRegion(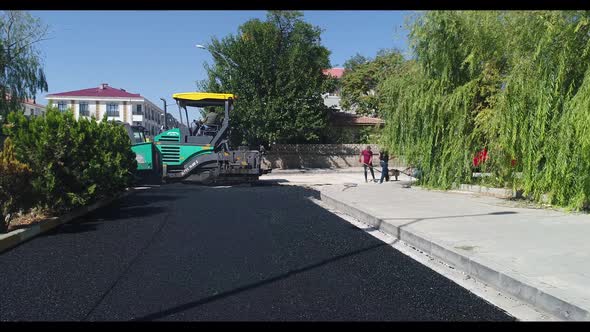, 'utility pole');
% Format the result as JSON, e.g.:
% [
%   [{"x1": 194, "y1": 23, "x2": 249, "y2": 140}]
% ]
[{"x1": 160, "y1": 98, "x2": 169, "y2": 130}]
